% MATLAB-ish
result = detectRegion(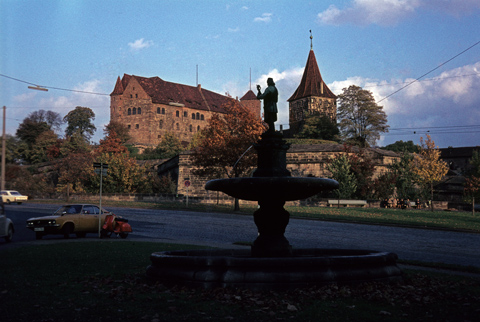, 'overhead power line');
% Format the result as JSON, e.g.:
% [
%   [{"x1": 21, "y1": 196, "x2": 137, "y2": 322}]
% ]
[
  {"x1": 0, "y1": 73, "x2": 109, "y2": 96},
  {"x1": 377, "y1": 39, "x2": 480, "y2": 103}
]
